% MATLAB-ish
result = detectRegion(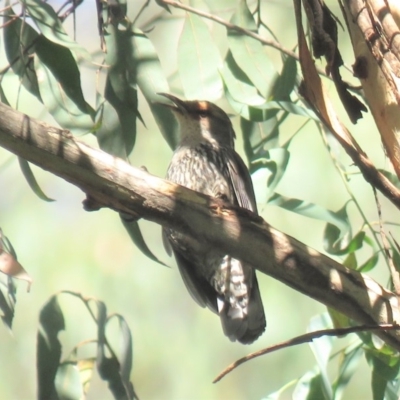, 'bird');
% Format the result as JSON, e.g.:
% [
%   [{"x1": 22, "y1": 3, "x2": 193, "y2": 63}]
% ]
[{"x1": 159, "y1": 93, "x2": 266, "y2": 344}]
